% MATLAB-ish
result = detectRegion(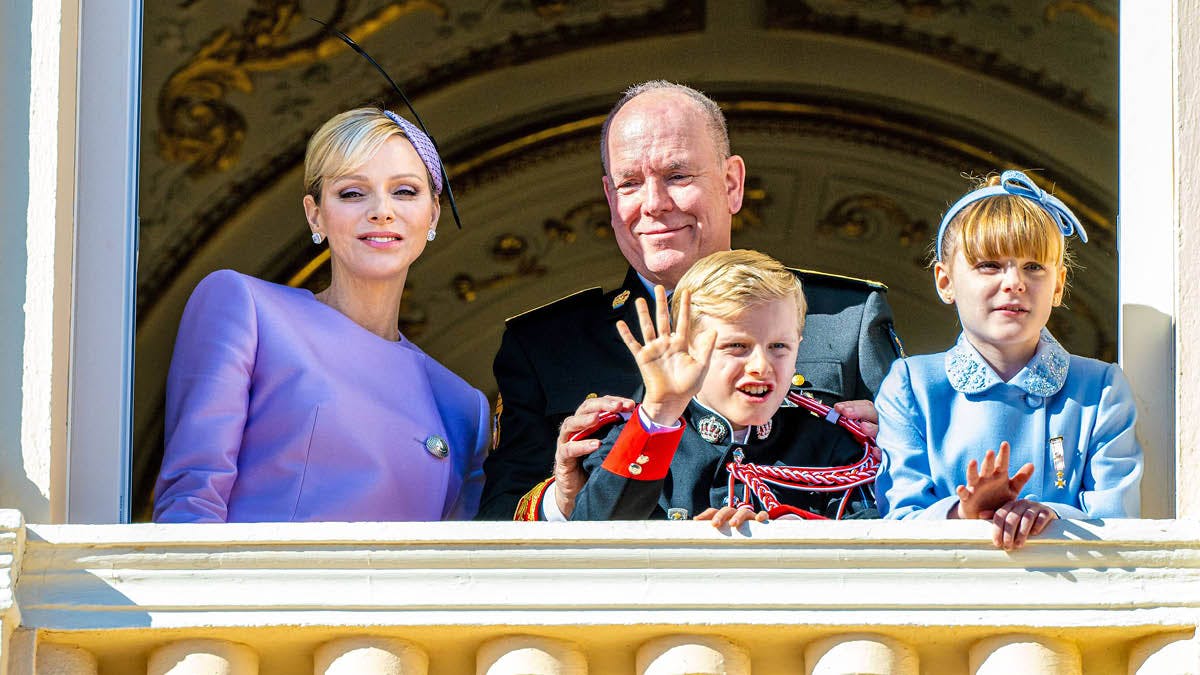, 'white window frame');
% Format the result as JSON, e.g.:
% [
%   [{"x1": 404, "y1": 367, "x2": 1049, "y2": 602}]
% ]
[
  {"x1": 62, "y1": 3, "x2": 1180, "y2": 522},
  {"x1": 67, "y1": 0, "x2": 142, "y2": 523},
  {"x1": 1117, "y1": 1, "x2": 1177, "y2": 519}
]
